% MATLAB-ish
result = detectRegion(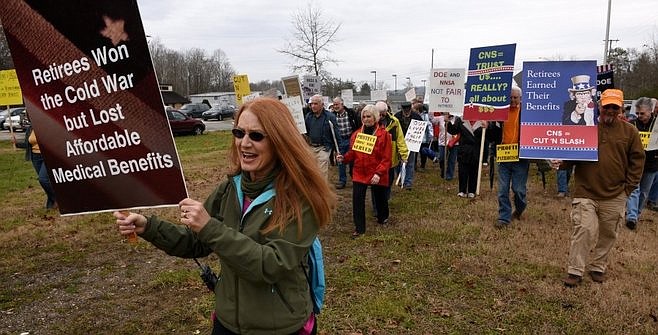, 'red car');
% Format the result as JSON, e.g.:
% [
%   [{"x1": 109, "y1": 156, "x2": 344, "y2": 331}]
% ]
[{"x1": 167, "y1": 109, "x2": 205, "y2": 136}]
